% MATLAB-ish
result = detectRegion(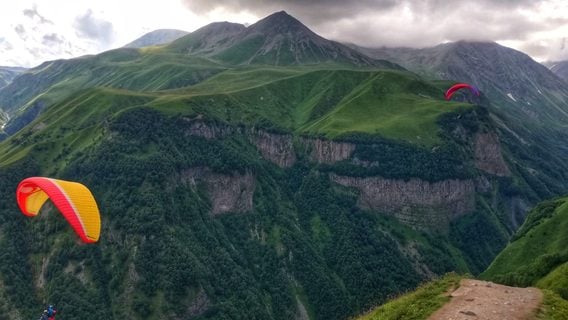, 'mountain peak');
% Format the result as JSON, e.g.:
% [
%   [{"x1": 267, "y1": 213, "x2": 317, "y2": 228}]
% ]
[{"x1": 248, "y1": 10, "x2": 309, "y2": 35}]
